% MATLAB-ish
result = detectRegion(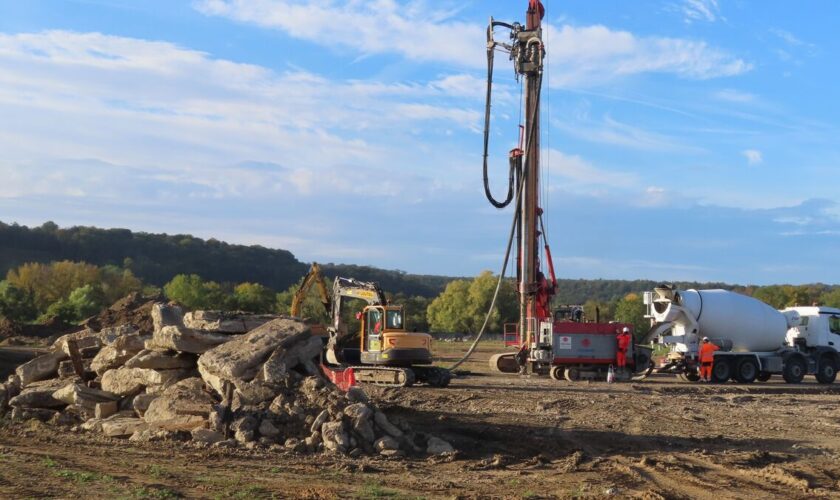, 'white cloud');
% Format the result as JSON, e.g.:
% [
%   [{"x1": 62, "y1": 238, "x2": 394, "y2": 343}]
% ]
[
  {"x1": 714, "y1": 89, "x2": 756, "y2": 103},
  {"x1": 0, "y1": 30, "x2": 484, "y2": 201},
  {"x1": 553, "y1": 114, "x2": 694, "y2": 152},
  {"x1": 547, "y1": 149, "x2": 637, "y2": 191},
  {"x1": 742, "y1": 149, "x2": 763, "y2": 166},
  {"x1": 770, "y1": 28, "x2": 811, "y2": 48},
  {"x1": 545, "y1": 24, "x2": 750, "y2": 86},
  {"x1": 193, "y1": 0, "x2": 484, "y2": 68},
  {"x1": 679, "y1": 0, "x2": 720, "y2": 23},
  {"x1": 195, "y1": 1, "x2": 751, "y2": 87}
]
